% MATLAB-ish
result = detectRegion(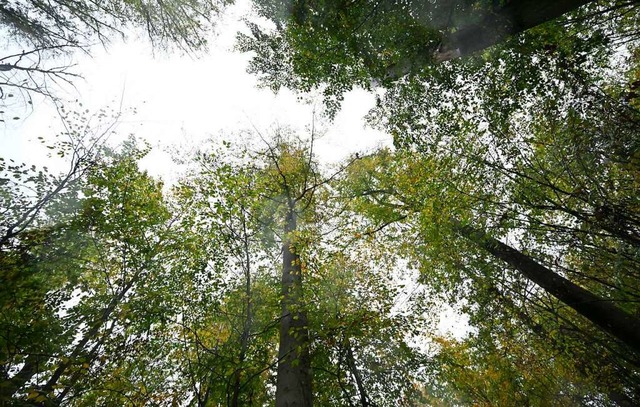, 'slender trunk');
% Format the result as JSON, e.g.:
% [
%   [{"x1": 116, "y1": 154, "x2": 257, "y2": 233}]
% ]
[
  {"x1": 275, "y1": 205, "x2": 312, "y2": 407},
  {"x1": 454, "y1": 222, "x2": 640, "y2": 352},
  {"x1": 437, "y1": 0, "x2": 594, "y2": 60},
  {"x1": 28, "y1": 276, "x2": 137, "y2": 406},
  {"x1": 230, "y1": 329, "x2": 250, "y2": 407},
  {"x1": 0, "y1": 354, "x2": 41, "y2": 402},
  {"x1": 54, "y1": 320, "x2": 119, "y2": 404},
  {"x1": 231, "y1": 215, "x2": 253, "y2": 407},
  {"x1": 345, "y1": 342, "x2": 370, "y2": 407}
]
